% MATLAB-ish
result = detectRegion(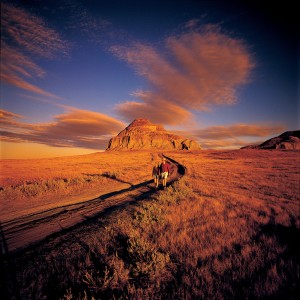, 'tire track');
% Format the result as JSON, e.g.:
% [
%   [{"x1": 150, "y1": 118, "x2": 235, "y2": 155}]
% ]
[{"x1": 0, "y1": 156, "x2": 185, "y2": 253}]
